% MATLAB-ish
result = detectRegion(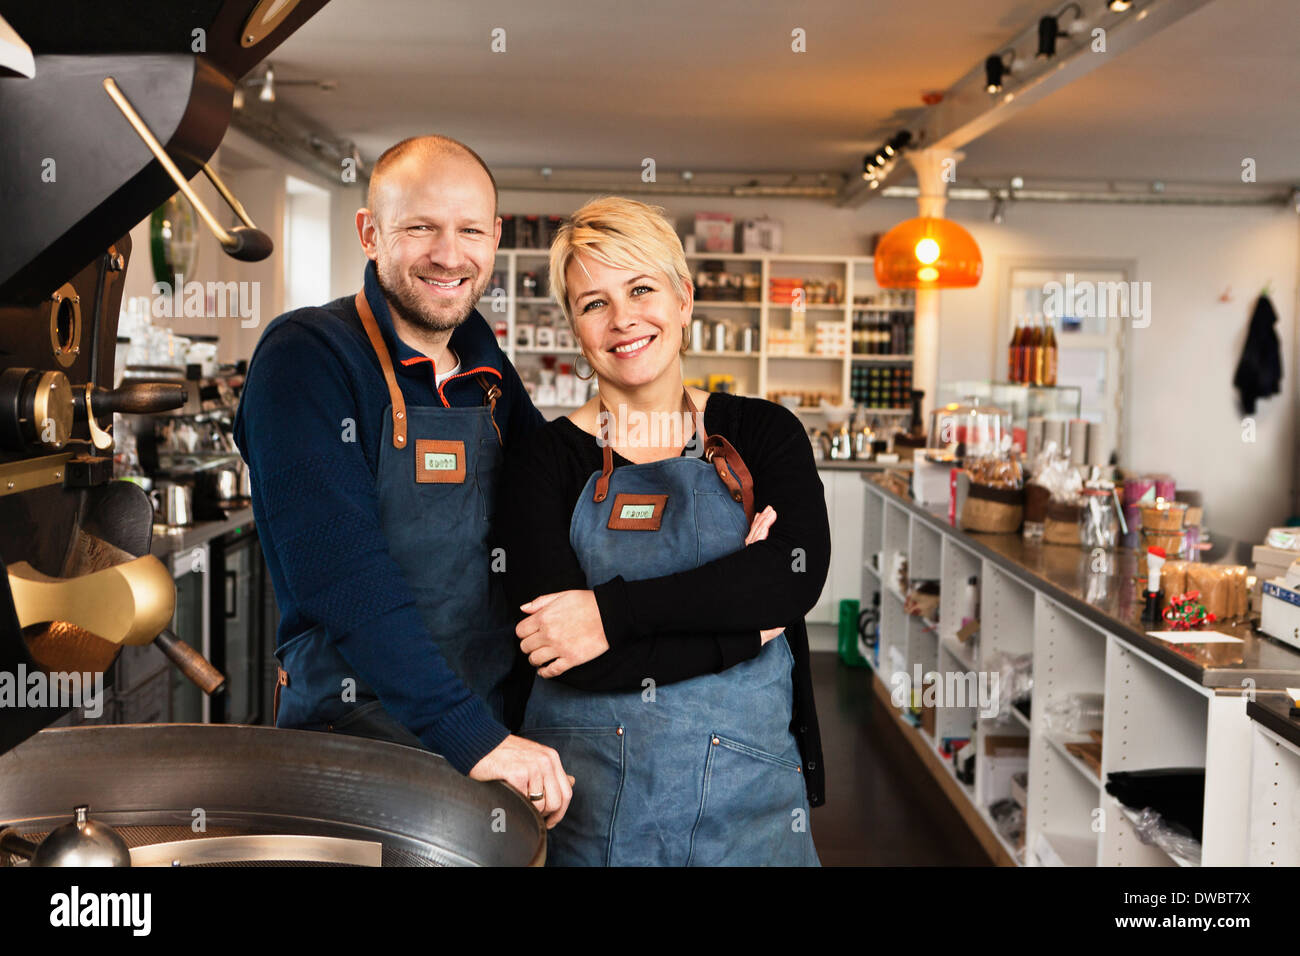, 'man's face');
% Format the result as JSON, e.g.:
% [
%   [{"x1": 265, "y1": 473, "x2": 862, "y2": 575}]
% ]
[{"x1": 365, "y1": 153, "x2": 500, "y2": 333}]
